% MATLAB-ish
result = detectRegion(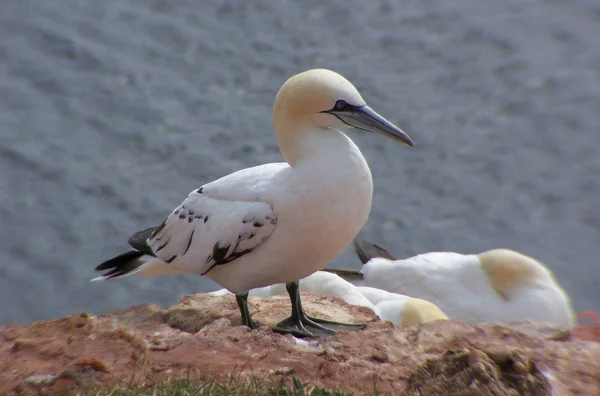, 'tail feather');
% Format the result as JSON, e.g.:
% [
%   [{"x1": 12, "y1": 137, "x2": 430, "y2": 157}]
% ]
[
  {"x1": 92, "y1": 250, "x2": 147, "y2": 281},
  {"x1": 353, "y1": 238, "x2": 397, "y2": 265}
]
